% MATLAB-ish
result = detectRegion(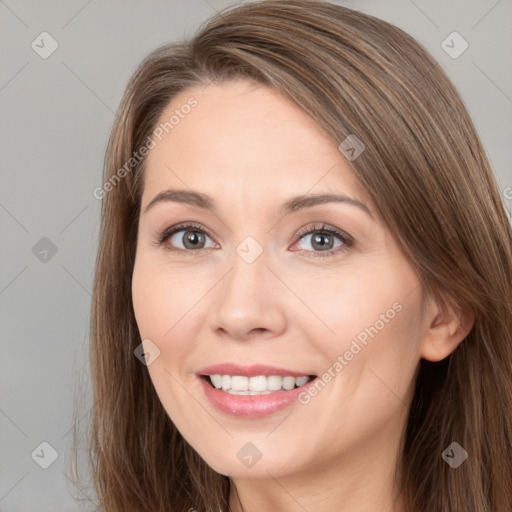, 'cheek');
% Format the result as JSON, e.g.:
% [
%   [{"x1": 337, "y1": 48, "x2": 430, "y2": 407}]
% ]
[
  {"x1": 295, "y1": 296, "x2": 423, "y2": 461},
  {"x1": 291, "y1": 262, "x2": 414, "y2": 346},
  {"x1": 132, "y1": 261, "x2": 198, "y2": 426},
  {"x1": 131, "y1": 257, "x2": 206, "y2": 387},
  {"x1": 302, "y1": 262, "x2": 423, "y2": 402},
  {"x1": 132, "y1": 270, "x2": 167, "y2": 339},
  {"x1": 131, "y1": 257, "x2": 195, "y2": 340}
]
